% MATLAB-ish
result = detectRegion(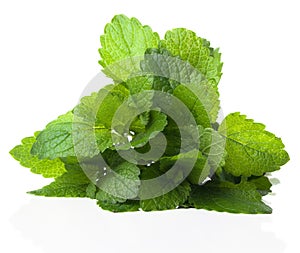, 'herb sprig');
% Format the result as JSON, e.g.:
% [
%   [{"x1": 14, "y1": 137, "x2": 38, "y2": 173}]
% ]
[{"x1": 10, "y1": 15, "x2": 289, "y2": 214}]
